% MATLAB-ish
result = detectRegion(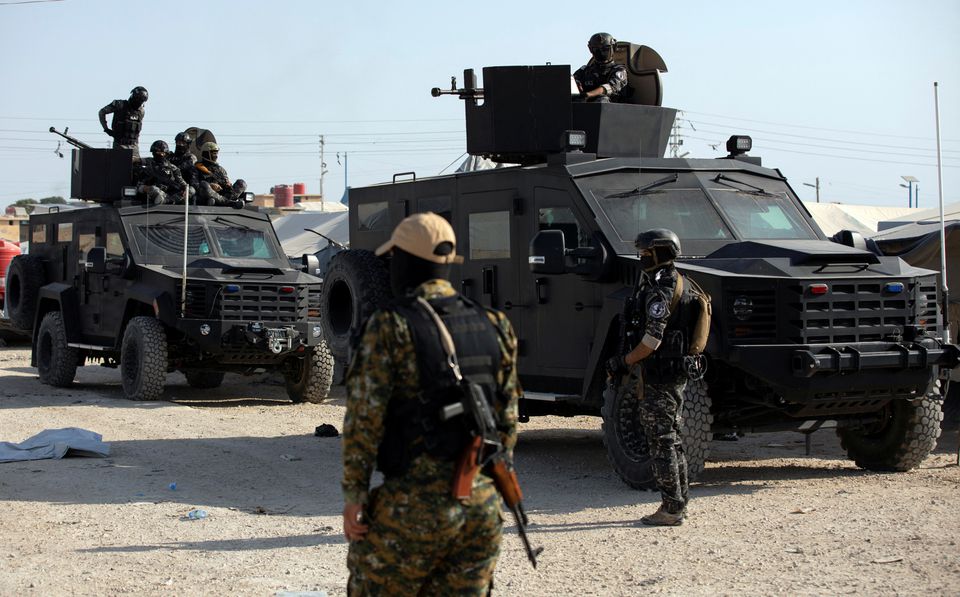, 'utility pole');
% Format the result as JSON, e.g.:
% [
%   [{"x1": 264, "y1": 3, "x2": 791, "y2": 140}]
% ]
[
  {"x1": 669, "y1": 110, "x2": 687, "y2": 158},
  {"x1": 901, "y1": 175, "x2": 918, "y2": 208},
  {"x1": 318, "y1": 135, "x2": 328, "y2": 209},
  {"x1": 803, "y1": 177, "x2": 820, "y2": 203}
]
